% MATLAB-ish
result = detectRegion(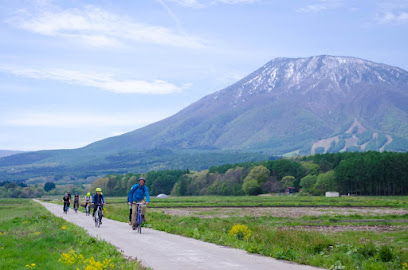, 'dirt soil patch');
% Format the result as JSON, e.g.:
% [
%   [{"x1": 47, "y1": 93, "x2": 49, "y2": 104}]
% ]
[{"x1": 155, "y1": 207, "x2": 408, "y2": 218}]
